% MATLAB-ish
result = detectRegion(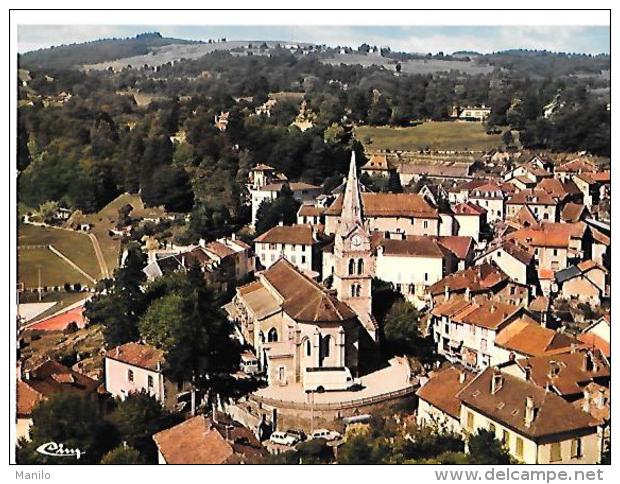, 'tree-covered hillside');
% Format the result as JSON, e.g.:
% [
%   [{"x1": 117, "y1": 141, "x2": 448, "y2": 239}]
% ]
[
  {"x1": 17, "y1": 40, "x2": 610, "y2": 244},
  {"x1": 19, "y1": 32, "x2": 202, "y2": 71}
]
